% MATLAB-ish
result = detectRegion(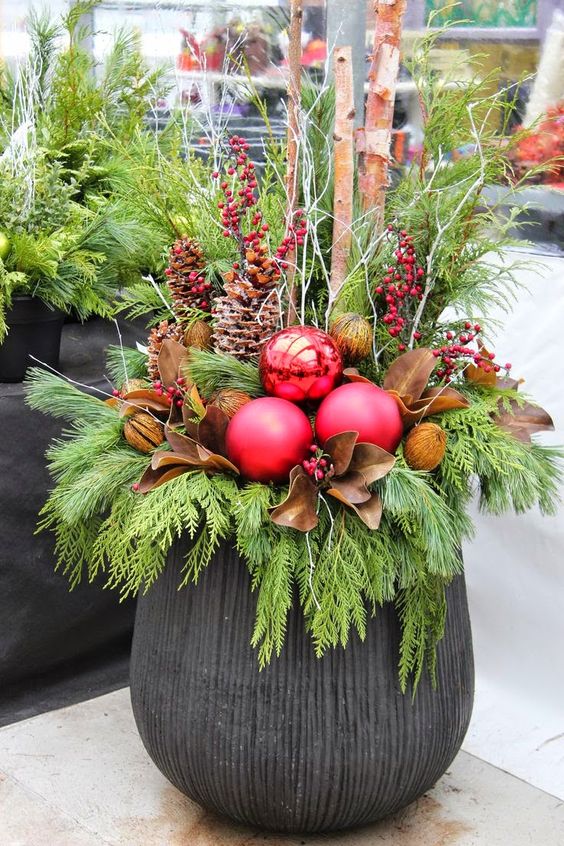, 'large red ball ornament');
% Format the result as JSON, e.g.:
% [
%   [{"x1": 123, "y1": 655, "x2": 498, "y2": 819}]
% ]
[
  {"x1": 260, "y1": 325, "x2": 343, "y2": 403},
  {"x1": 315, "y1": 382, "x2": 403, "y2": 453},
  {"x1": 226, "y1": 397, "x2": 313, "y2": 484}
]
